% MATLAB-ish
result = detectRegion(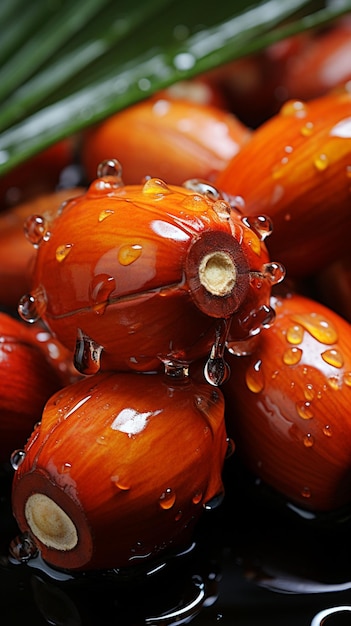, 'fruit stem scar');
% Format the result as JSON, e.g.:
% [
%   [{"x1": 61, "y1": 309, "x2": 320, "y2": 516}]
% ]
[
  {"x1": 198, "y1": 251, "x2": 236, "y2": 296},
  {"x1": 25, "y1": 493, "x2": 78, "y2": 551}
]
